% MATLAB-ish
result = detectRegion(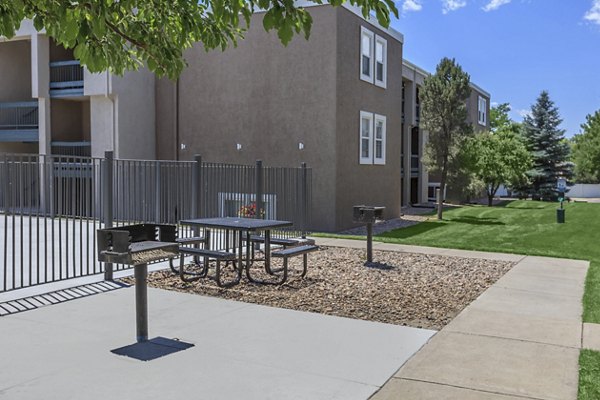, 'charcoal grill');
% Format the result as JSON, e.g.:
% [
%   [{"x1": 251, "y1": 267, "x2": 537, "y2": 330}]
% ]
[
  {"x1": 352, "y1": 205, "x2": 385, "y2": 264},
  {"x1": 97, "y1": 224, "x2": 178, "y2": 343}
]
